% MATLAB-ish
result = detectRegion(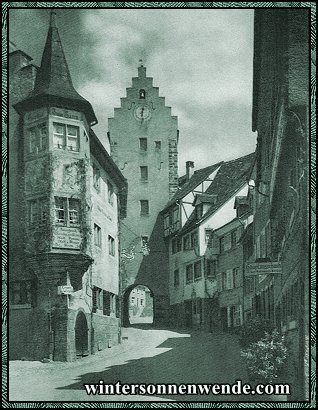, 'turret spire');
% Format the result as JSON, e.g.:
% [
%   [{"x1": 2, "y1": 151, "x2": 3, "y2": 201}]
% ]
[
  {"x1": 14, "y1": 8, "x2": 97, "y2": 125},
  {"x1": 50, "y1": 8, "x2": 57, "y2": 28}
]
